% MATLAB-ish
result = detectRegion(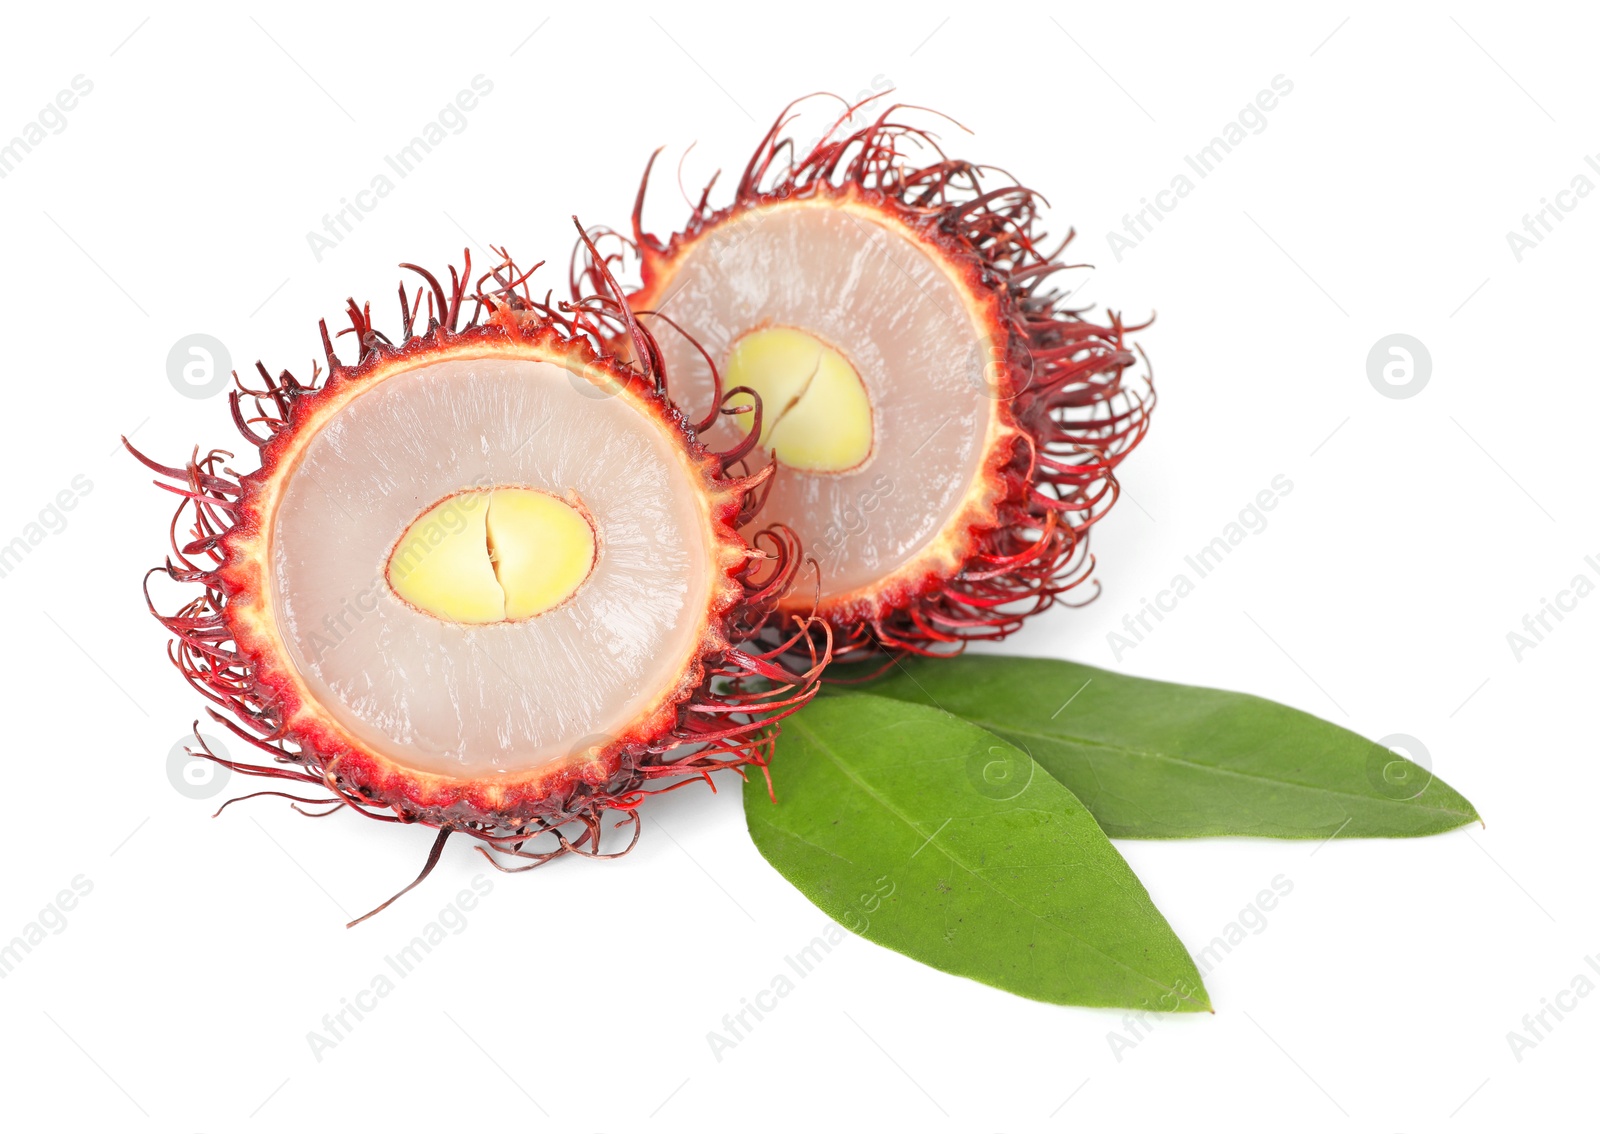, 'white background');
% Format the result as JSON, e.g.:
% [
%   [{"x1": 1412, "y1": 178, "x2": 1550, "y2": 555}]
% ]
[{"x1": 1, "y1": 2, "x2": 1593, "y2": 1130}]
